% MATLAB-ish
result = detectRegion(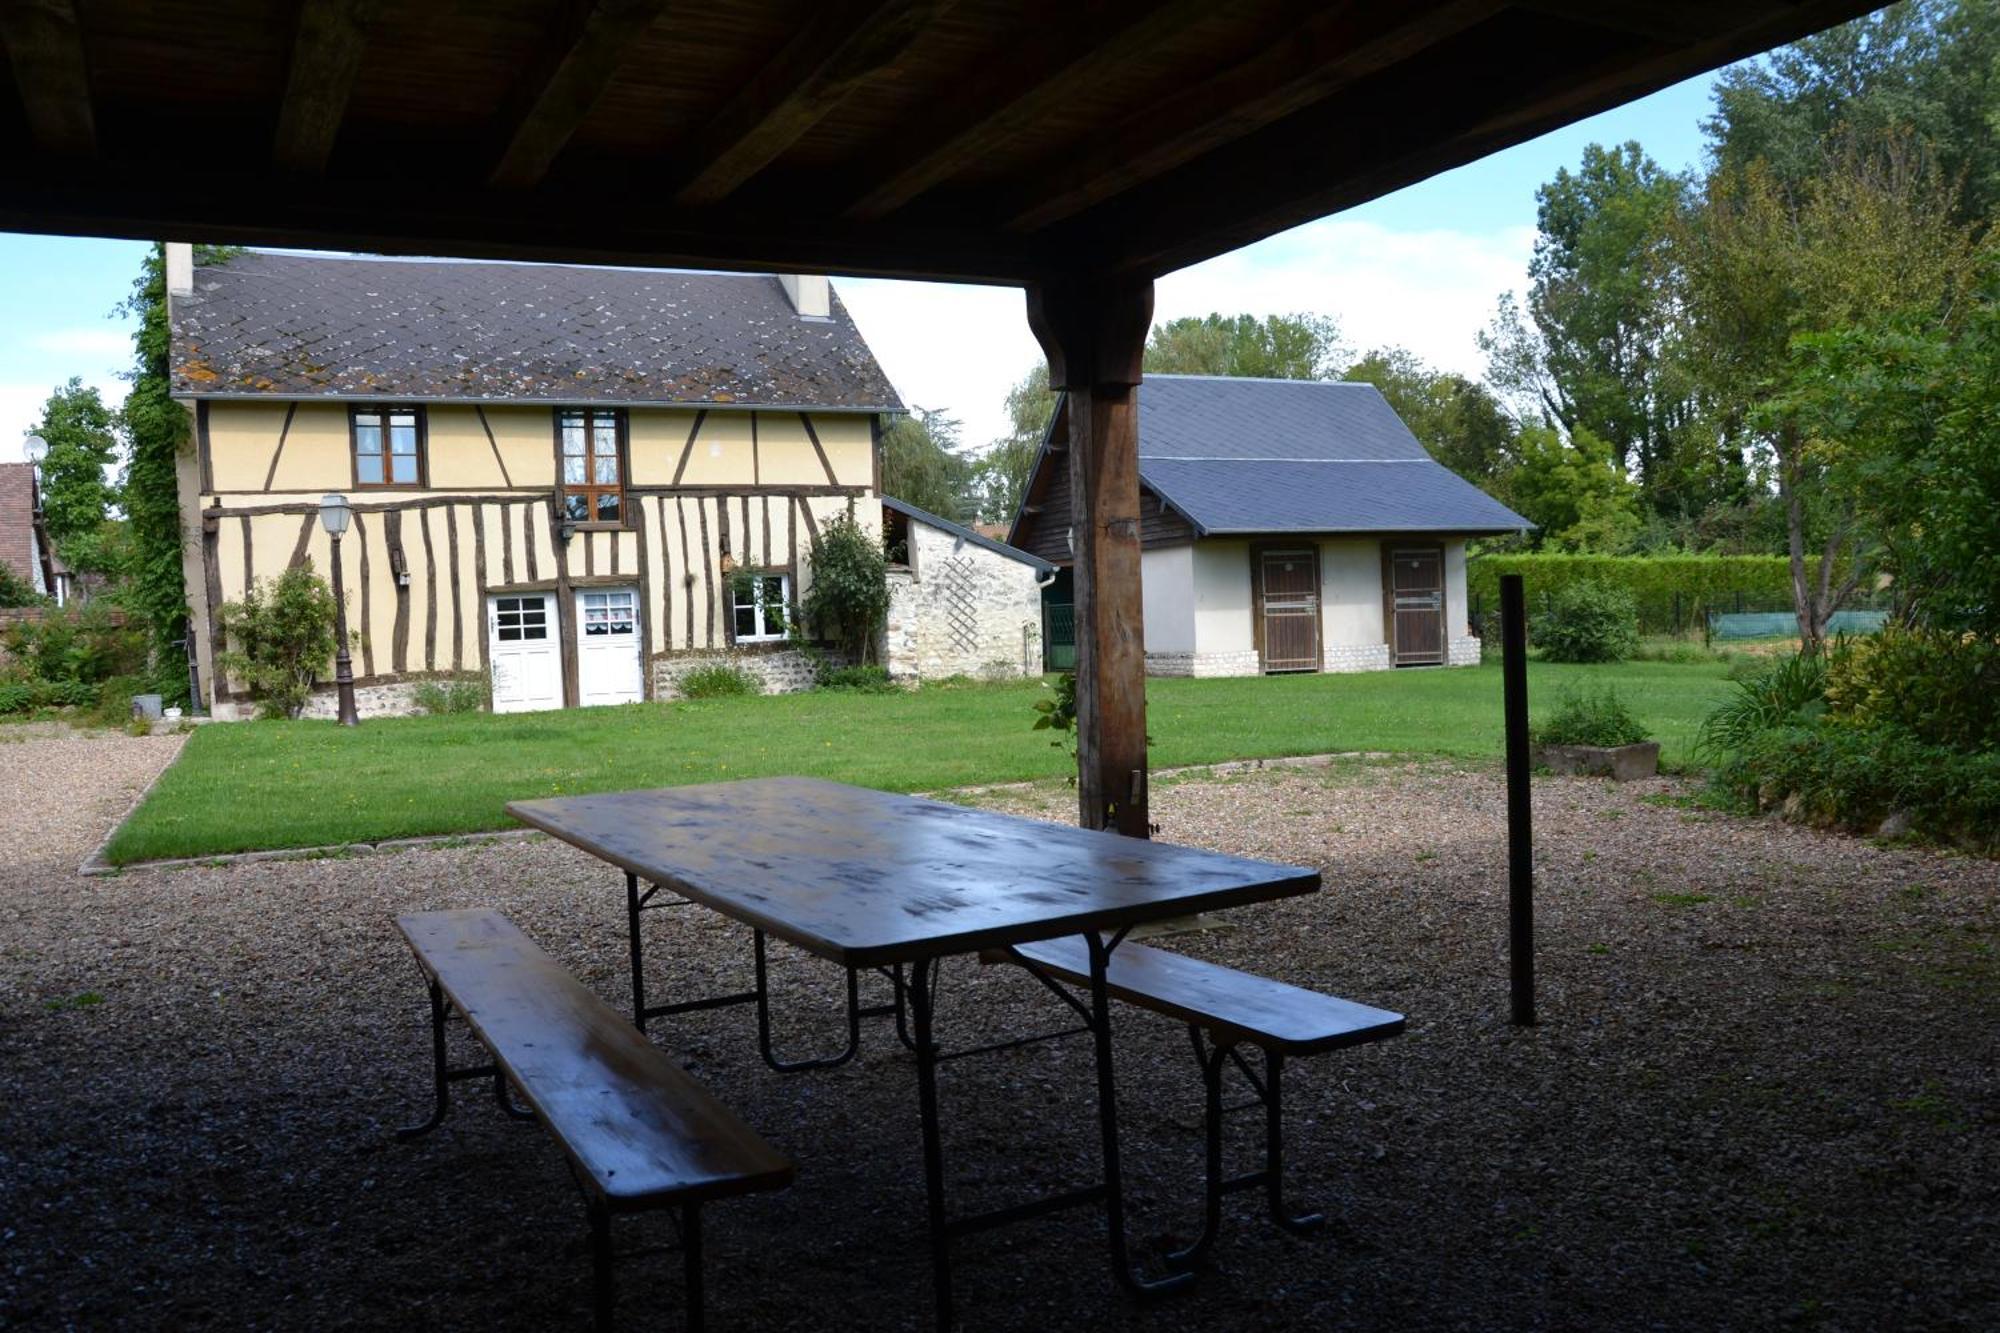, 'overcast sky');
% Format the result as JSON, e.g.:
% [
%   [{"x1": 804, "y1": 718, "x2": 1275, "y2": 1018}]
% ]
[{"x1": 0, "y1": 72, "x2": 1716, "y2": 464}]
